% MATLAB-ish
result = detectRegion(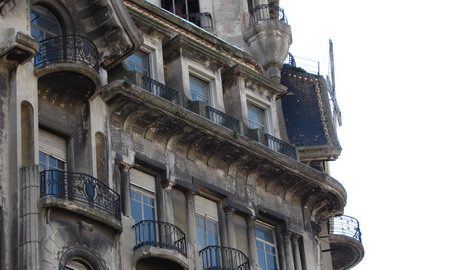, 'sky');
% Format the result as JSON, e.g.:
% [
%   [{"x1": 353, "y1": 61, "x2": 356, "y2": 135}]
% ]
[{"x1": 283, "y1": 1, "x2": 450, "y2": 269}]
